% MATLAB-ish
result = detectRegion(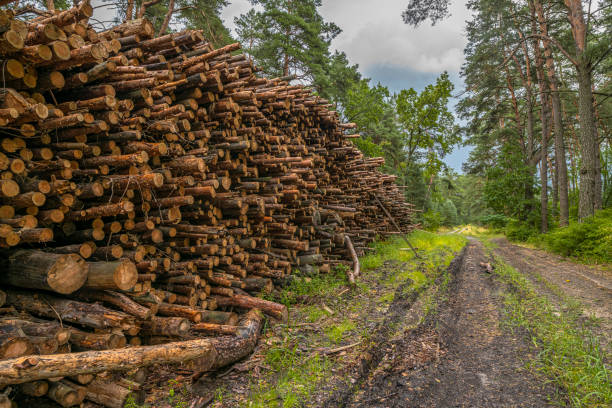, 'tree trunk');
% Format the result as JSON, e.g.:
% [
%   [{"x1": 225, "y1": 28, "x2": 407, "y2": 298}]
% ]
[
  {"x1": 564, "y1": 0, "x2": 601, "y2": 219},
  {"x1": 85, "y1": 379, "x2": 135, "y2": 408},
  {"x1": 5, "y1": 291, "x2": 135, "y2": 331},
  {"x1": 530, "y1": 1, "x2": 549, "y2": 232},
  {"x1": 576, "y1": 65, "x2": 599, "y2": 218},
  {"x1": 83, "y1": 259, "x2": 138, "y2": 291},
  {"x1": 0, "y1": 310, "x2": 263, "y2": 385},
  {"x1": 126, "y1": 0, "x2": 134, "y2": 21},
  {"x1": 511, "y1": 15, "x2": 537, "y2": 216},
  {"x1": 535, "y1": 0, "x2": 569, "y2": 226}
]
